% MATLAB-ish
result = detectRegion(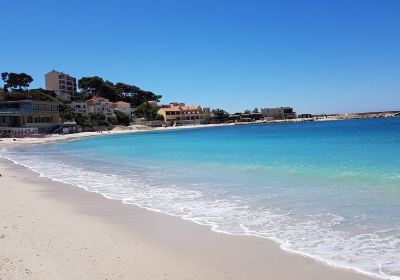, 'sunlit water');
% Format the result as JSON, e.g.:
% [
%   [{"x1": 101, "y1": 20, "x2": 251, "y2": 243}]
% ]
[{"x1": 2, "y1": 118, "x2": 400, "y2": 279}]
